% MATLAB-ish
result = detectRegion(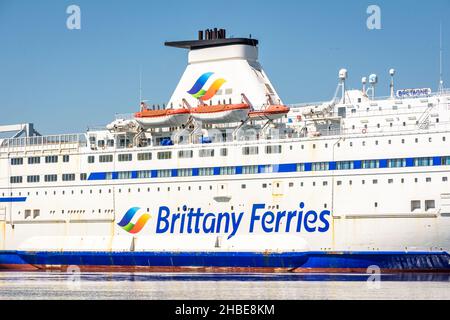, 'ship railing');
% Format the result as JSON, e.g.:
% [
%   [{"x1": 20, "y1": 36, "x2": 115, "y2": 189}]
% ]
[
  {"x1": 288, "y1": 89, "x2": 450, "y2": 109},
  {"x1": 0, "y1": 133, "x2": 87, "y2": 152},
  {"x1": 115, "y1": 113, "x2": 135, "y2": 120}
]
